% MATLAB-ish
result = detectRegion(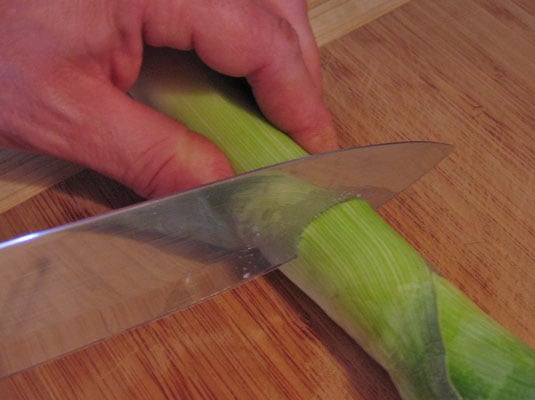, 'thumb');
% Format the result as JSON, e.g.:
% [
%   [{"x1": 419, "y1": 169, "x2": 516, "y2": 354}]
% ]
[{"x1": 10, "y1": 74, "x2": 234, "y2": 198}]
